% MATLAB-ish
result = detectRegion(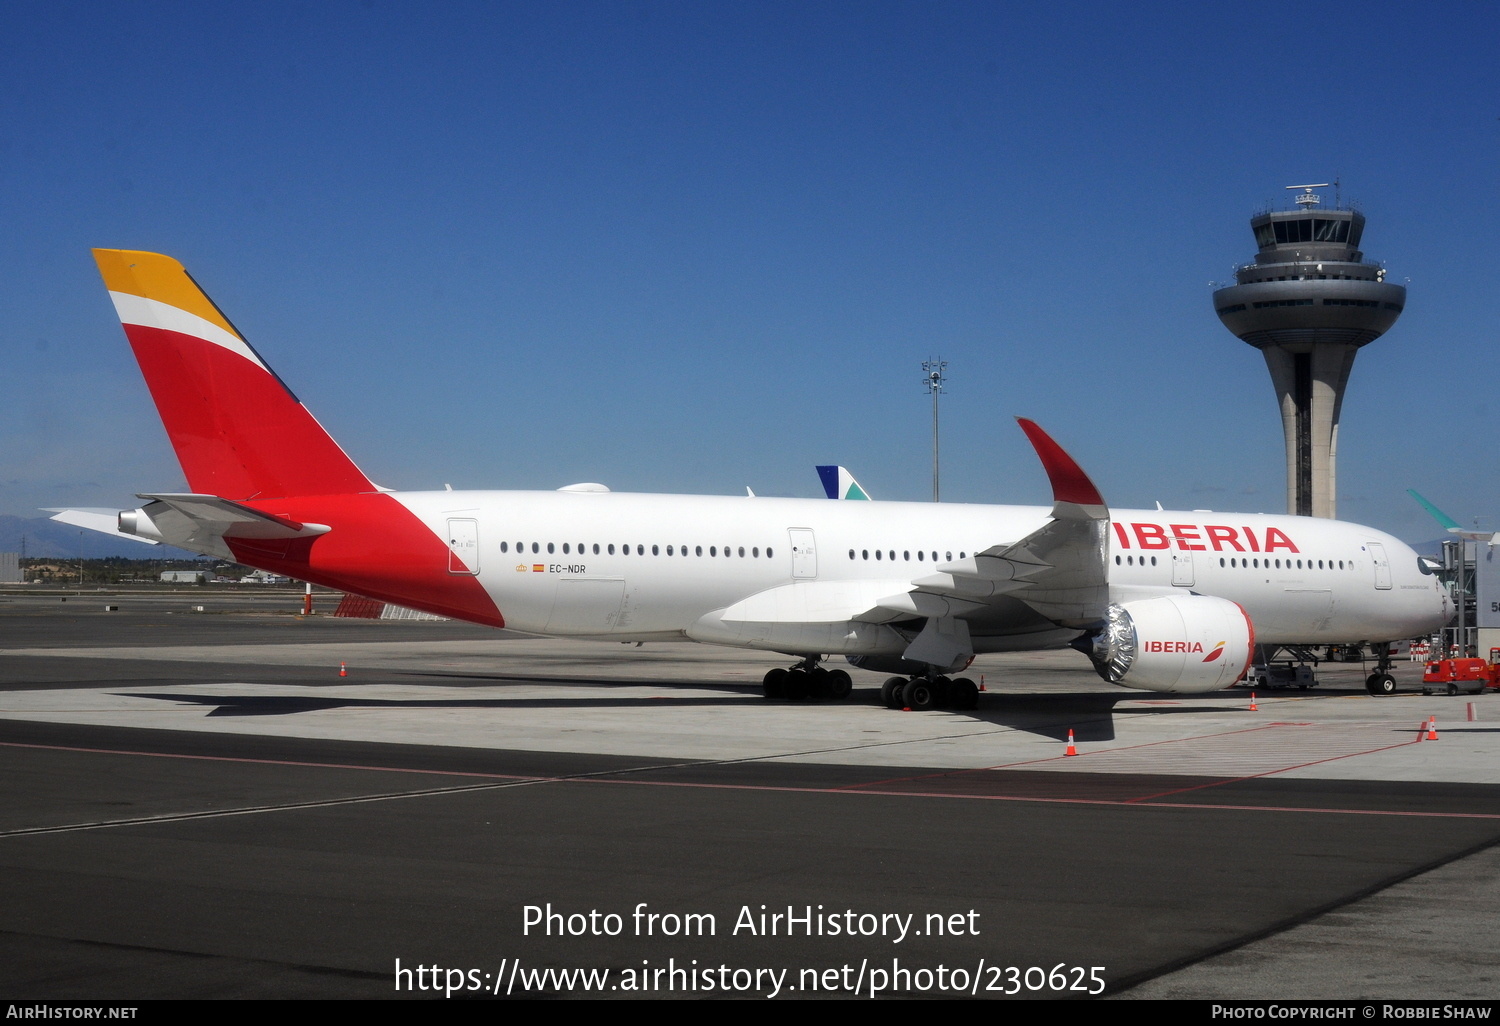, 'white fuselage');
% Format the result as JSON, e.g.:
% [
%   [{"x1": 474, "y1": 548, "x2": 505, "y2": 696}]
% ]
[{"x1": 392, "y1": 489, "x2": 1451, "y2": 655}]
